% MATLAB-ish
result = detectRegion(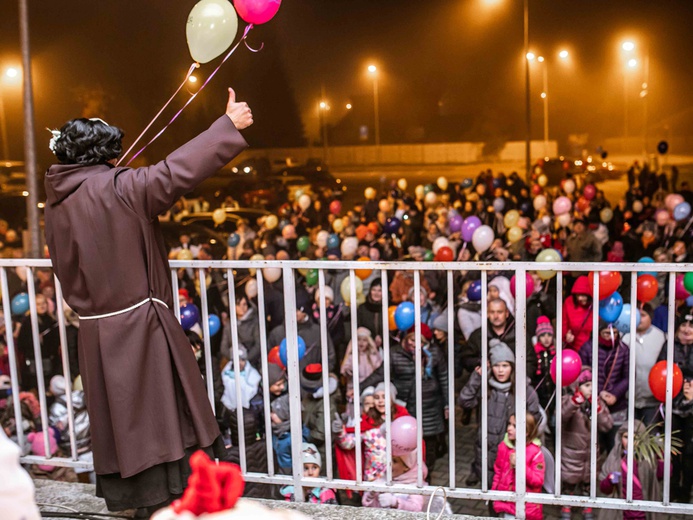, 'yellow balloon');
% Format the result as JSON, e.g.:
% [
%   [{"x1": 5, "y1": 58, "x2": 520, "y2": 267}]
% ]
[
  {"x1": 186, "y1": 0, "x2": 239, "y2": 64},
  {"x1": 265, "y1": 215, "x2": 278, "y2": 230},
  {"x1": 503, "y1": 210, "x2": 520, "y2": 228},
  {"x1": 212, "y1": 208, "x2": 226, "y2": 224},
  {"x1": 248, "y1": 253, "x2": 264, "y2": 276},
  {"x1": 333, "y1": 219, "x2": 344, "y2": 233},
  {"x1": 537, "y1": 174, "x2": 548, "y2": 187},
  {"x1": 177, "y1": 249, "x2": 194, "y2": 261},
  {"x1": 297, "y1": 257, "x2": 310, "y2": 276},
  {"x1": 397, "y1": 178, "x2": 408, "y2": 191},
  {"x1": 437, "y1": 176, "x2": 448, "y2": 191},
  {"x1": 340, "y1": 276, "x2": 364, "y2": 306},
  {"x1": 507, "y1": 226, "x2": 523, "y2": 243},
  {"x1": 364, "y1": 187, "x2": 376, "y2": 200}
]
